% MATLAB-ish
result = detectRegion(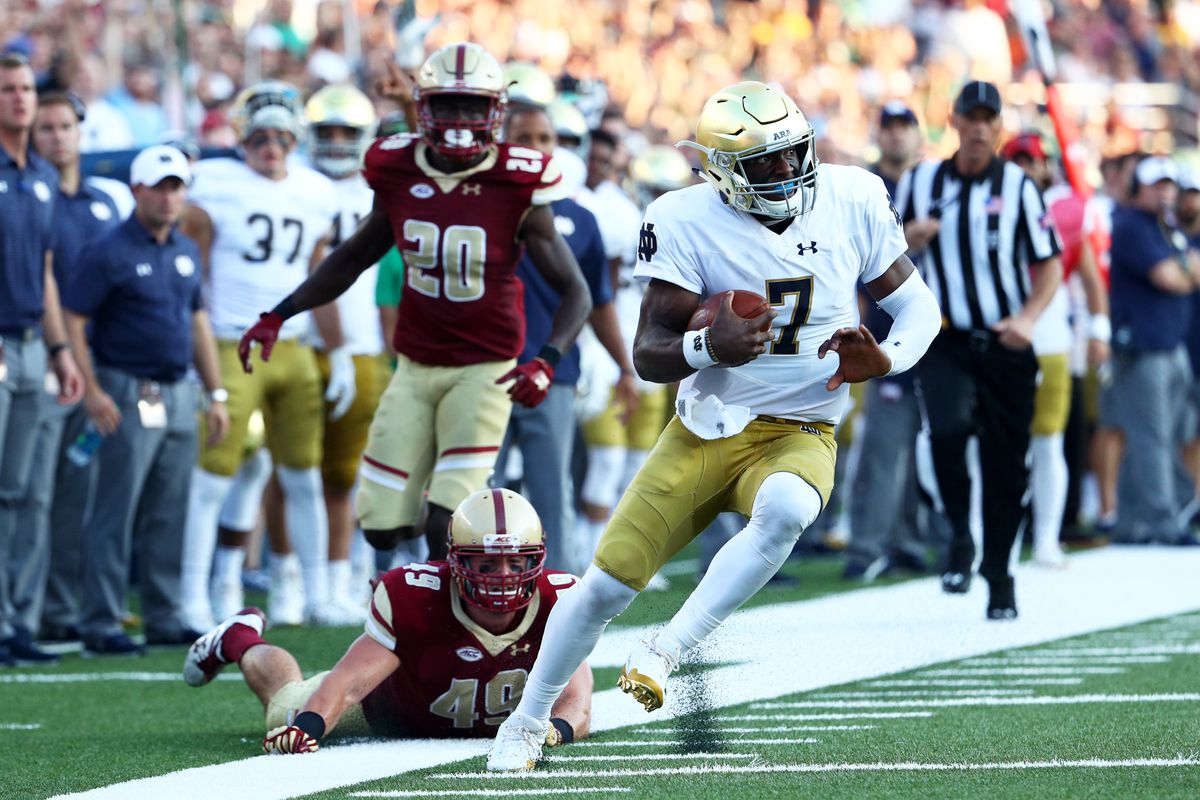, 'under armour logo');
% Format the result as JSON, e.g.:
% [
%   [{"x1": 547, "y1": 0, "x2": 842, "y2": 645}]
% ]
[
  {"x1": 797, "y1": 241, "x2": 819, "y2": 256},
  {"x1": 135, "y1": 262, "x2": 153, "y2": 277},
  {"x1": 638, "y1": 223, "x2": 658, "y2": 262},
  {"x1": 159, "y1": 153, "x2": 174, "y2": 163},
  {"x1": 511, "y1": 643, "x2": 531, "y2": 656},
  {"x1": 461, "y1": 183, "x2": 482, "y2": 196}
]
